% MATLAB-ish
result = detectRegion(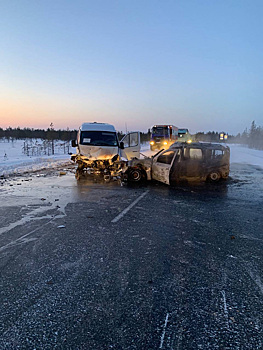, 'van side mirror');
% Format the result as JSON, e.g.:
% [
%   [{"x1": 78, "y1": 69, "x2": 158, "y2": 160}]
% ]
[
  {"x1": 72, "y1": 140, "x2": 77, "y2": 147},
  {"x1": 119, "y1": 141, "x2": 124, "y2": 149}
]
